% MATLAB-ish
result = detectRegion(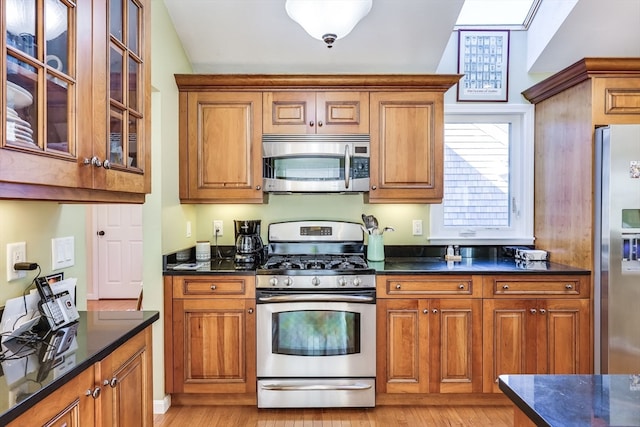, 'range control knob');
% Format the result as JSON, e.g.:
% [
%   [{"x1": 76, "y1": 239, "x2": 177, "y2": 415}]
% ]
[
  {"x1": 311, "y1": 277, "x2": 321, "y2": 286},
  {"x1": 284, "y1": 277, "x2": 293, "y2": 286},
  {"x1": 338, "y1": 277, "x2": 347, "y2": 287},
  {"x1": 269, "y1": 277, "x2": 278, "y2": 287},
  {"x1": 353, "y1": 277, "x2": 362, "y2": 287}
]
